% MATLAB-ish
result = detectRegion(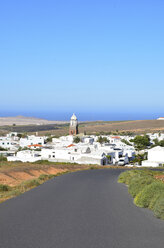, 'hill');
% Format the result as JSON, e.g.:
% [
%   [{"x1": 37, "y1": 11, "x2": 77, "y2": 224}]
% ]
[{"x1": 0, "y1": 116, "x2": 67, "y2": 126}]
